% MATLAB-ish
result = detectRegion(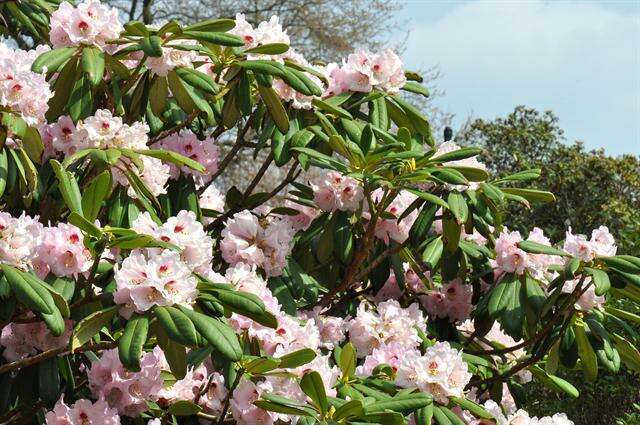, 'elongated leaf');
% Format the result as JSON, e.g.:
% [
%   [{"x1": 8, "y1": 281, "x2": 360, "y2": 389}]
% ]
[
  {"x1": 81, "y1": 171, "x2": 111, "y2": 222},
  {"x1": 300, "y1": 371, "x2": 328, "y2": 415},
  {"x1": 32, "y1": 47, "x2": 76, "y2": 74},
  {"x1": 155, "y1": 306, "x2": 199, "y2": 346},
  {"x1": 257, "y1": 85, "x2": 289, "y2": 133},
  {"x1": 50, "y1": 159, "x2": 83, "y2": 215},
  {"x1": 365, "y1": 392, "x2": 432, "y2": 414},
  {"x1": 118, "y1": 315, "x2": 149, "y2": 371},
  {"x1": 447, "y1": 191, "x2": 468, "y2": 224},
  {"x1": 245, "y1": 43, "x2": 290, "y2": 55},
  {"x1": 501, "y1": 188, "x2": 555, "y2": 203},
  {"x1": 574, "y1": 320, "x2": 598, "y2": 381},
  {"x1": 278, "y1": 348, "x2": 317, "y2": 369},
  {"x1": 518, "y1": 240, "x2": 568, "y2": 257},
  {"x1": 71, "y1": 306, "x2": 118, "y2": 350},
  {"x1": 181, "y1": 30, "x2": 244, "y2": 46},
  {"x1": 1, "y1": 264, "x2": 53, "y2": 314},
  {"x1": 81, "y1": 47, "x2": 105, "y2": 86},
  {"x1": 178, "y1": 306, "x2": 242, "y2": 361}
]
